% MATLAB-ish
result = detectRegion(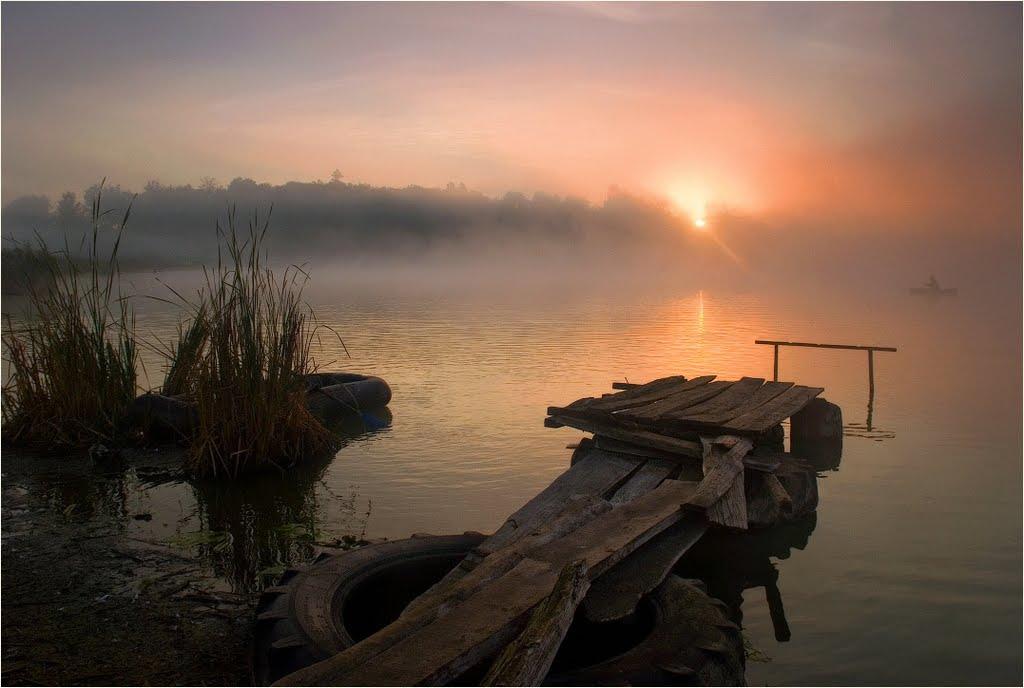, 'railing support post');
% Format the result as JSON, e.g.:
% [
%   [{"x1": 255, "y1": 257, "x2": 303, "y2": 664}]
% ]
[
  {"x1": 773, "y1": 344, "x2": 779, "y2": 382},
  {"x1": 867, "y1": 349, "x2": 874, "y2": 398}
]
